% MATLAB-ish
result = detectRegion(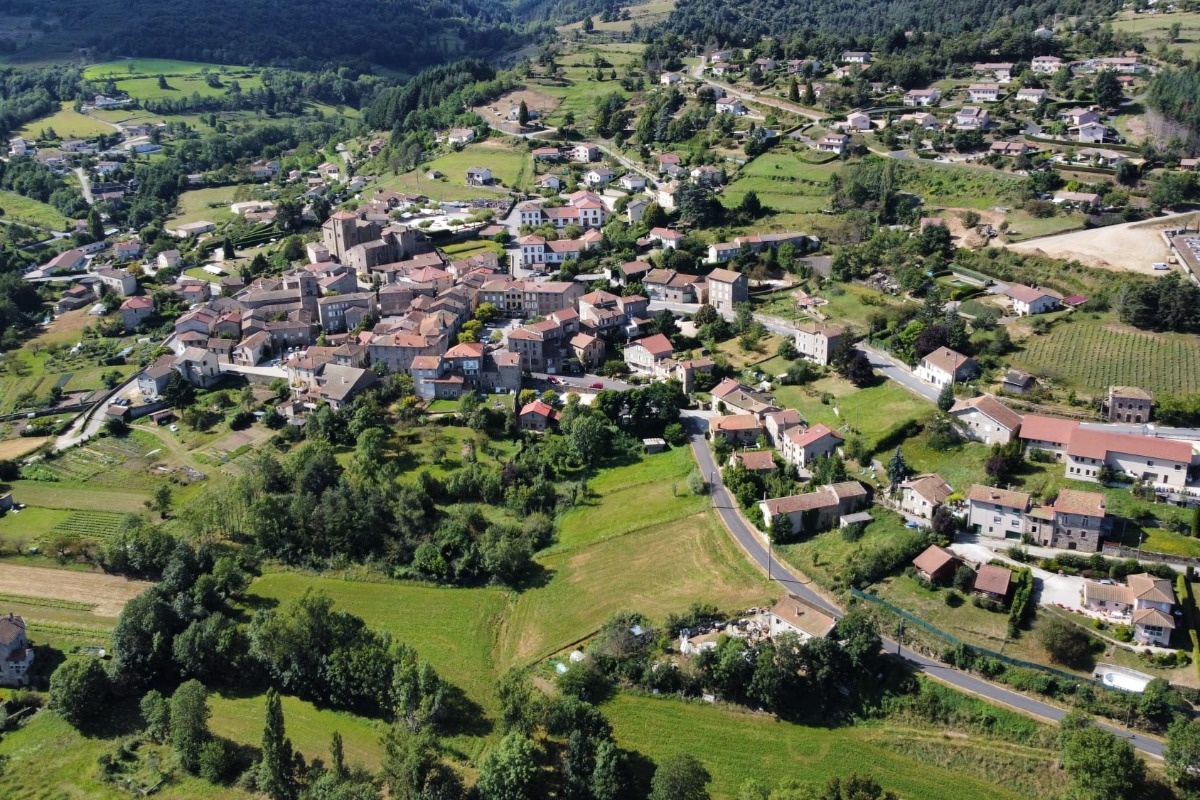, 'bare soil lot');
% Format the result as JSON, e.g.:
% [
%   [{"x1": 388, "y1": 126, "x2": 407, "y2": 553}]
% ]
[
  {"x1": 1006, "y1": 213, "x2": 1200, "y2": 273},
  {"x1": 0, "y1": 438, "x2": 49, "y2": 460},
  {"x1": 473, "y1": 89, "x2": 561, "y2": 132},
  {"x1": 0, "y1": 563, "x2": 152, "y2": 616}
]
